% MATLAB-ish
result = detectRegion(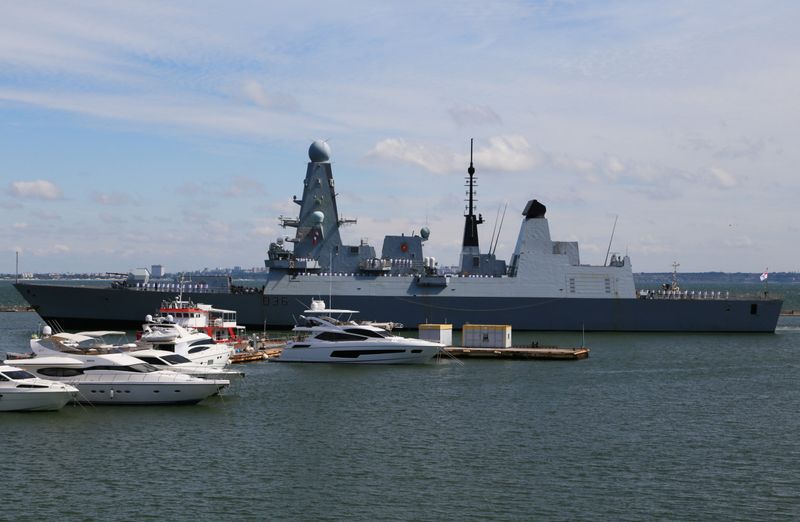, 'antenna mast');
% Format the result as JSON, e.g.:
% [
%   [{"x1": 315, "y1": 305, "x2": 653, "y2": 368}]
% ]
[
  {"x1": 461, "y1": 138, "x2": 484, "y2": 250},
  {"x1": 603, "y1": 215, "x2": 619, "y2": 266}
]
